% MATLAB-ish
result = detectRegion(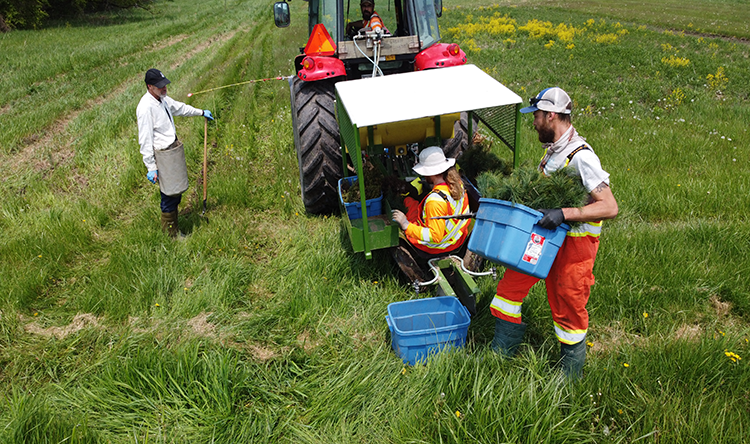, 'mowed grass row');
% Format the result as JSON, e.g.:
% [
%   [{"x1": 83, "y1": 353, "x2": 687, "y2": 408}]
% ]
[{"x1": 1, "y1": 0, "x2": 749, "y2": 442}]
